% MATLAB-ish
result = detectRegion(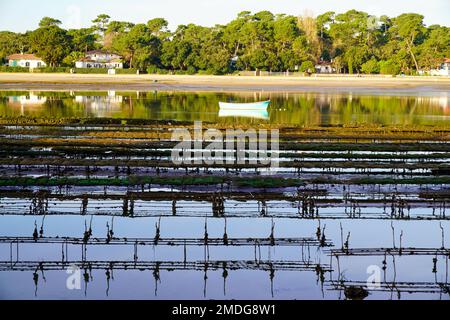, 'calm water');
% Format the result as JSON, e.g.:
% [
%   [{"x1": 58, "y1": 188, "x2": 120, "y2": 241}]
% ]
[
  {"x1": 0, "y1": 90, "x2": 449, "y2": 126},
  {"x1": 0, "y1": 89, "x2": 449, "y2": 300}
]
